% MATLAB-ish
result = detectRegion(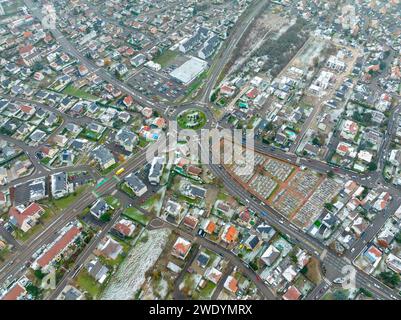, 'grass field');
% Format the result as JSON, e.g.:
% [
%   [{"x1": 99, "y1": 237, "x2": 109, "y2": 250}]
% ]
[
  {"x1": 63, "y1": 85, "x2": 99, "y2": 101},
  {"x1": 104, "y1": 195, "x2": 121, "y2": 209},
  {"x1": 76, "y1": 270, "x2": 102, "y2": 299},
  {"x1": 177, "y1": 109, "x2": 207, "y2": 130},
  {"x1": 153, "y1": 50, "x2": 178, "y2": 67},
  {"x1": 123, "y1": 207, "x2": 150, "y2": 226},
  {"x1": 120, "y1": 182, "x2": 137, "y2": 198},
  {"x1": 52, "y1": 186, "x2": 87, "y2": 211}
]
